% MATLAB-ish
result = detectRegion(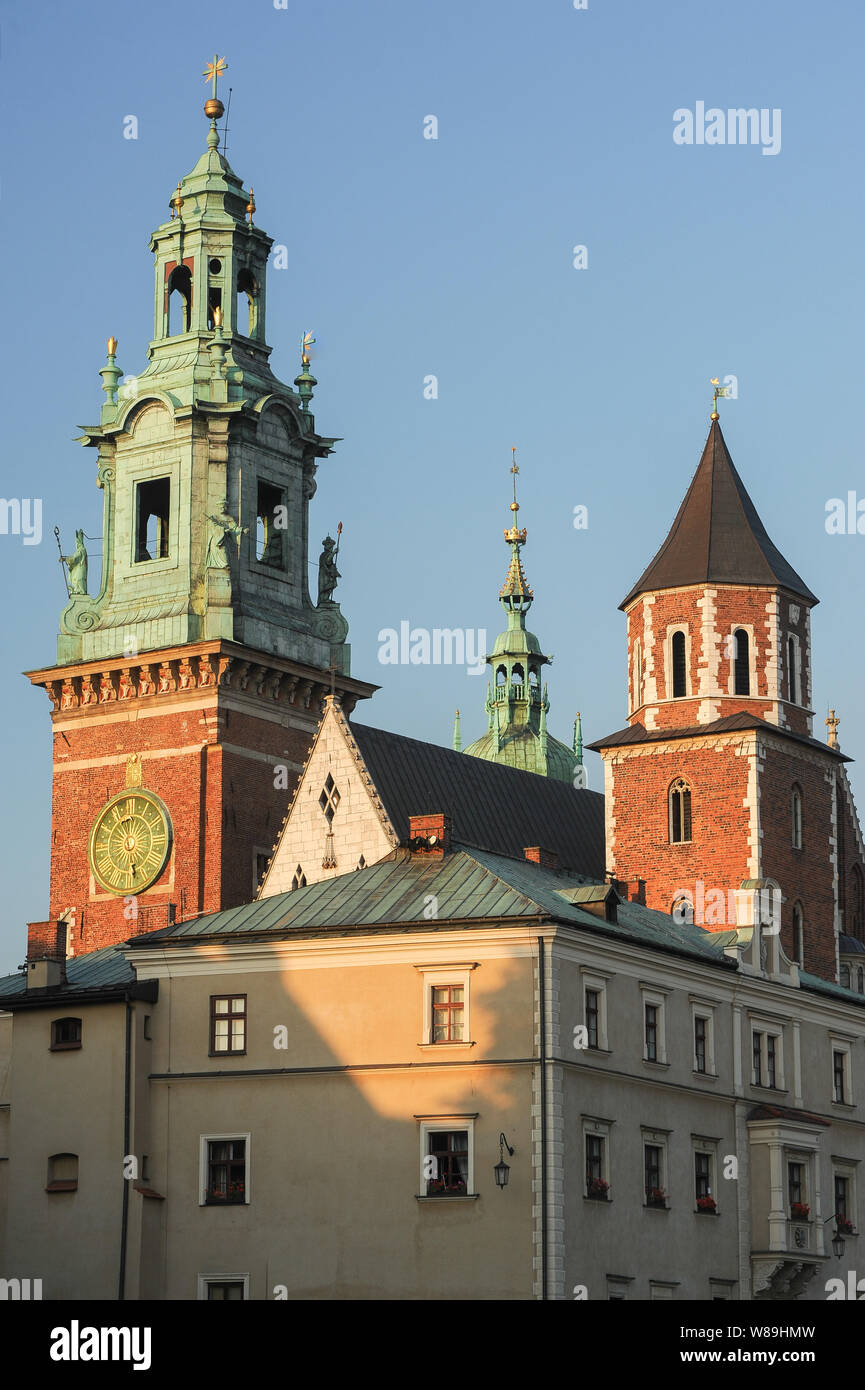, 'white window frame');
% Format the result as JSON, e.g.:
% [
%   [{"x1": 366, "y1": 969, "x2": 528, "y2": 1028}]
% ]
[
  {"x1": 415, "y1": 963, "x2": 477, "y2": 1047},
  {"x1": 831, "y1": 1158, "x2": 858, "y2": 1231},
  {"x1": 640, "y1": 985, "x2": 668, "y2": 1065},
  {"x1": 728, "y1": 623, "x2": 756, "y2": 697},
  {"x1": 649, "y1": 1281, "x2": 677, "y2": 1300},
  {"x1": 665, "y1": 624, "x2": 691, "y2": 700},
  {"x1": 830, "y1": 1038, "x2": 854, "y2": 1106},
  {"x1": 692, "y1": 1135, "x2": 720, "y2": 1210},
  {"x1": 582, "y1": 1114, "x2": 613, "y2": 1198},
  {"x1": 641, "y1": 1127, "x2": 670, "y2": 1207},
  {"x1": 750, "y1": 1021, "x2": 785, "y2": 1090},
  {"x1": 581, "y1": 969, "x2": 611, "y2": 1051},
  {"x1": 786, "y1": 1149, "x2": 811, "y2": 1219},
  {"x1": 196, "y1": 1273, "x2": 250, "y2": 1300},
  {"x1": 417, "y1": 1115, "x2": 476, "y2": 1196},
  {"x1": 690, "y1": 999, "x2": 717, "y2": 1076},
  {"x1": 199, "y1": 1131, "x2": 251, "y2": 1207},
  {"x1": 632, "y1": 635, "x2": 643, "y2": 713}
]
